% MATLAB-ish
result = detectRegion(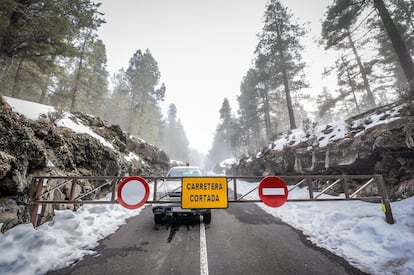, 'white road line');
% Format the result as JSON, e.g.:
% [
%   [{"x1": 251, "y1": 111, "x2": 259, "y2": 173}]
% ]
[{"x1": 200, "y1": 221, "x2": 209, "y2": 275}]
